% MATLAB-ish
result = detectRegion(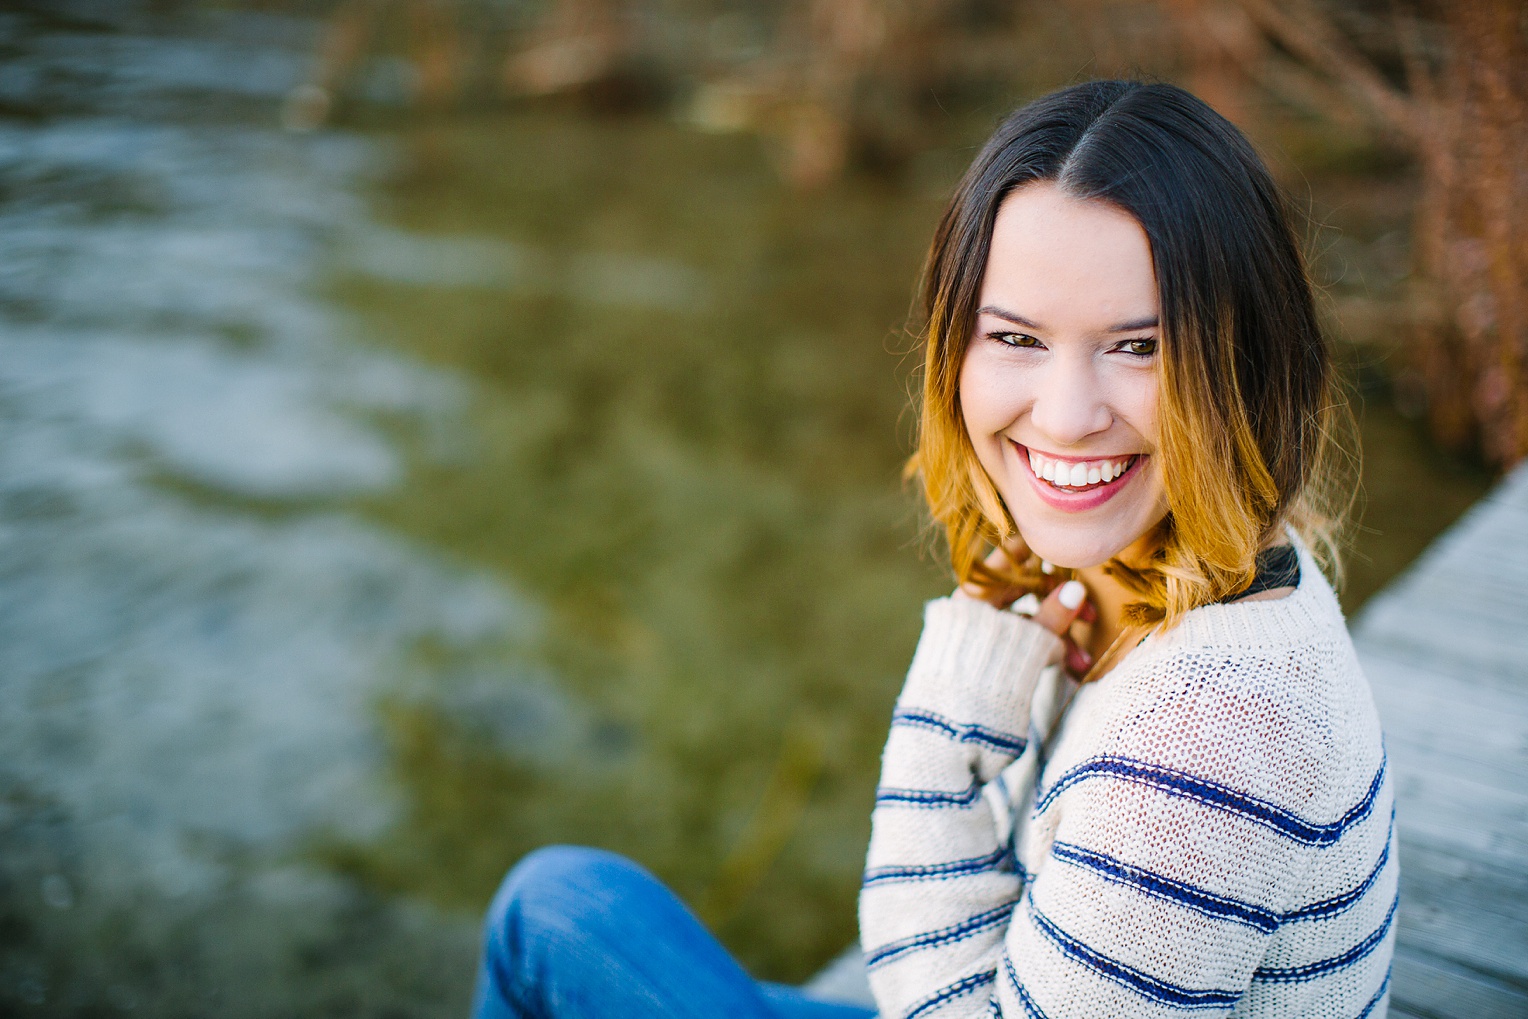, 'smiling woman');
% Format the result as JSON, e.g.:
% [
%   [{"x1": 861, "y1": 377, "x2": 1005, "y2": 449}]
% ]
[
  {"x1": 912, "y1": 83, "x2": 1350, "y2": 680},
  {"x1": 861, "y1": 81, "x2": 1392, "y2": 1019}
]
